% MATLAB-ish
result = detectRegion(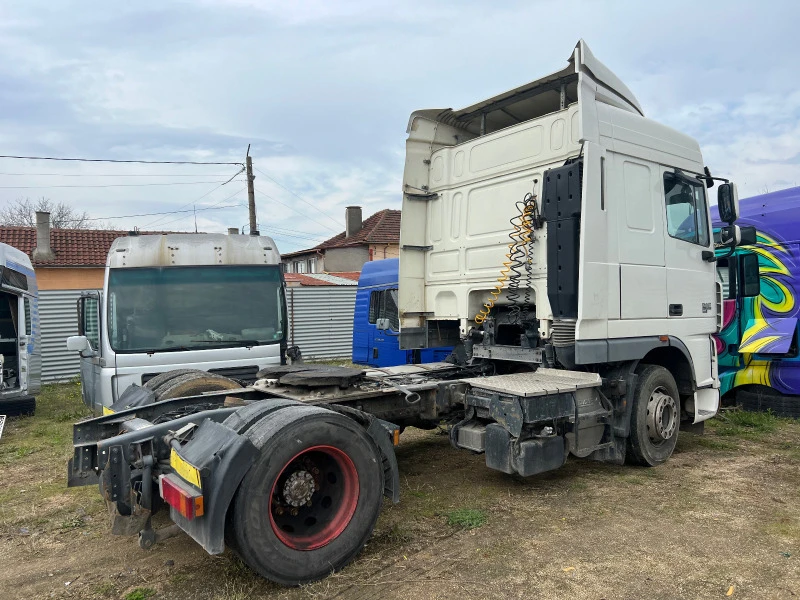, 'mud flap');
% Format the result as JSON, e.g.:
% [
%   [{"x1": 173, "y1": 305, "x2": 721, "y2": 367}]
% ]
[{"x1": 169, "y1": 420, "x2": 258, "y2": 555}]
